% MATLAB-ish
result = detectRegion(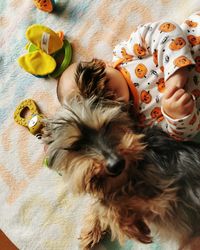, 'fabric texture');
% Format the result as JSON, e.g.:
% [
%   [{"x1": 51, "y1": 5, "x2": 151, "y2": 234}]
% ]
[{"x1": 0, "y1": 1, "x2": 200, "y2": 249}]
